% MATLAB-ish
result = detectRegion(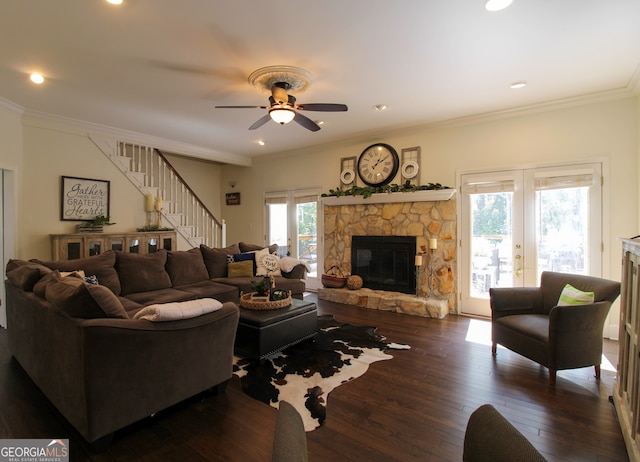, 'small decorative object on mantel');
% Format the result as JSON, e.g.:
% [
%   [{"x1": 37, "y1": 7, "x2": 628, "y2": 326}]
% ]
[
  {"x1": 76, "y1": 215, "x2": 115, "y2": 233},
  {"x1": 322, "y1": 265, "x2": 347, "y2": 288},
  {"x1": 401, "y1": 146, "x2": 421, "y2": 186},
  {"x1": 322, "y1": 182, "x2": 451, "y2": 200}
]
